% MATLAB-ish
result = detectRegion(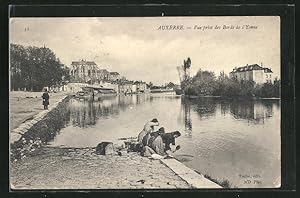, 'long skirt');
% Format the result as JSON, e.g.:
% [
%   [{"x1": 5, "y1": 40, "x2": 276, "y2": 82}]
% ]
[
  {"x1": 43, "y1": 99, "x2": 49, "y2": 106},
  {"x1": 141, "y1": 146, "x2": 156, "y2": 157}
]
